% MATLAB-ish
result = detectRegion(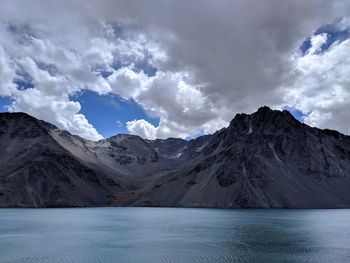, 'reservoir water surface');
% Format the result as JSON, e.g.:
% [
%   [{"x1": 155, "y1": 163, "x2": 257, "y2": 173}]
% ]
[{"x1": 0, "y1": 208, "x2": 349, "y2": 262}]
